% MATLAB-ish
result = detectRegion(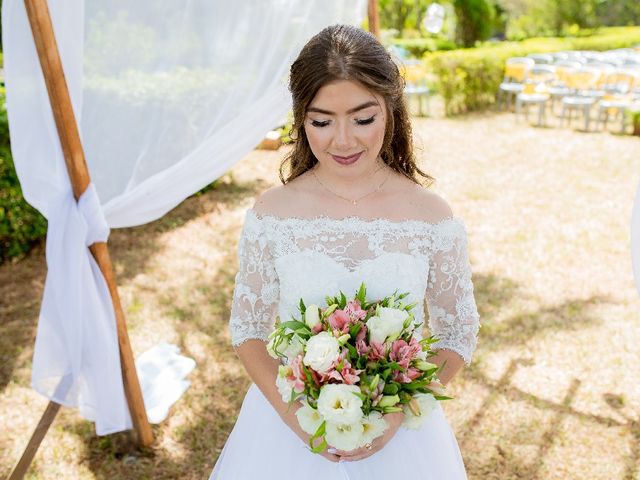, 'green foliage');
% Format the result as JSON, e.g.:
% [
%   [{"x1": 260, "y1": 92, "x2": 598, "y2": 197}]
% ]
[
  {"x1": 0, "y1": 88, "x2": 48, "y2": 263},
  {"x1": 453, "y1": 0, "x2": 496, "y2": 47},
  {"x1": 426, "y1": 26, "x2": 640, "y2": 115},
  {"x1": 390, "y1": 37, "x2": 458, "y2": 57},
  {"x1": 378, "y1": 0, "x2": 432, "y2": 35},
  {"x1": 503, "y1": 0, "x2": 638, "y2": 40}
]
